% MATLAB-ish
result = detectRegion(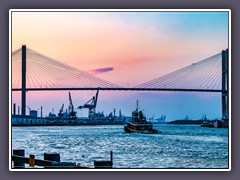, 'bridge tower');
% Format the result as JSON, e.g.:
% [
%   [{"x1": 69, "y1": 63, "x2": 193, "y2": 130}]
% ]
[
  {"x1": 222, "y1": 49, "x2": 229, "y2": 121},
  {"x1": 21, "y1": 45, "x2": 26, "y2": 117}
]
